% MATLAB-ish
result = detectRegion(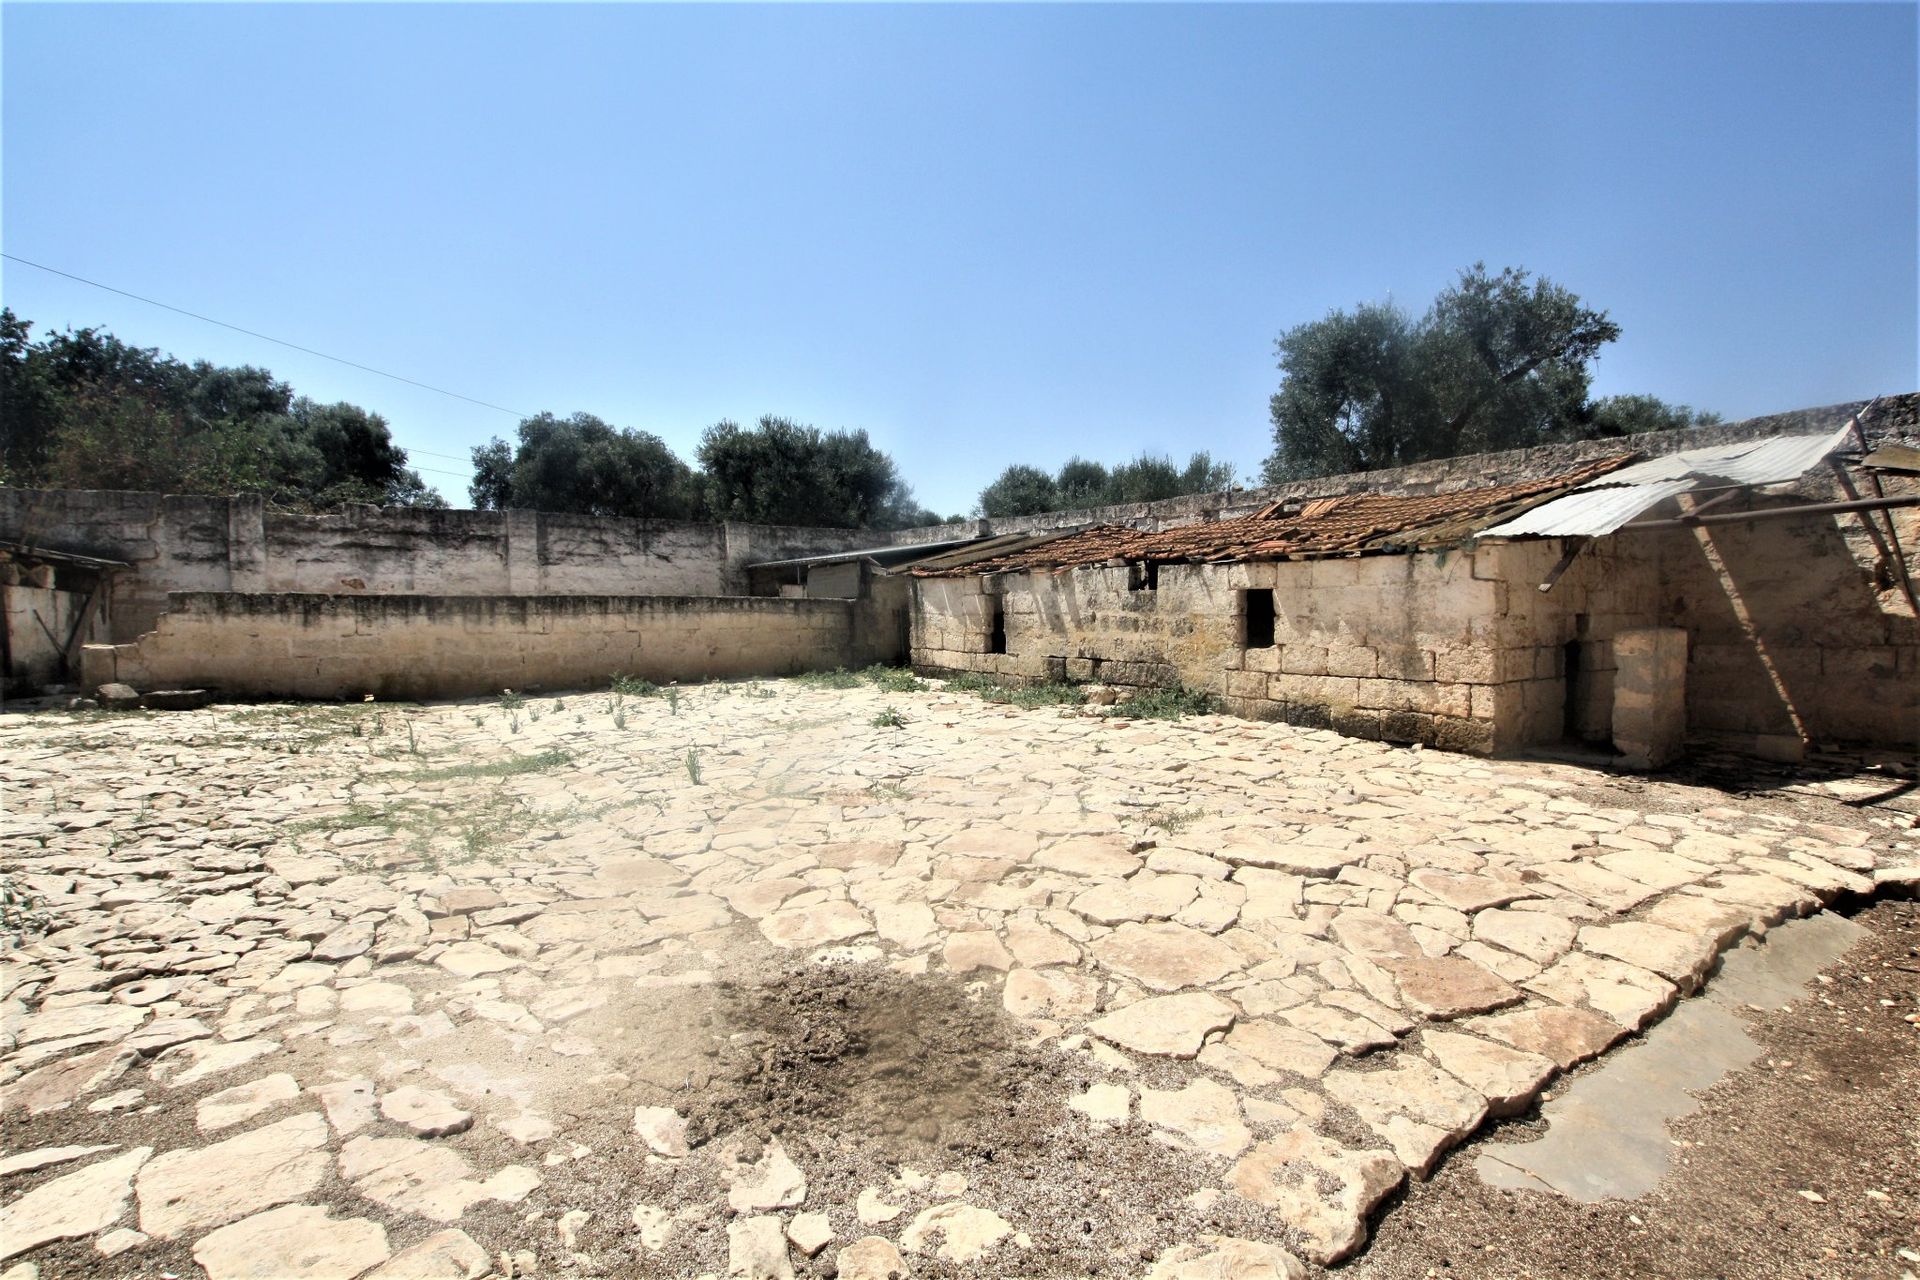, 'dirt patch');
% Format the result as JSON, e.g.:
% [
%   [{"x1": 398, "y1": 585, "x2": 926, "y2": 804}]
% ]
[{"x1": 1343, "y1": 896, "x2": 1920, "y2": 1280}]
